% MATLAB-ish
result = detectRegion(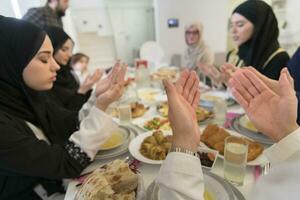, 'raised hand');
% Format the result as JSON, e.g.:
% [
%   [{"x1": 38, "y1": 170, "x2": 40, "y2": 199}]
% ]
[
  {"x1": 164, "y1": 70, "x2": 200, "y2": 152},
  {"x1": 220, "y1": 63, "x2": 238, "y2": 85},
  {"x1": 229, "y1": 68, "x2": 299, "y2": 141},
  {"x1": 96, "y1": 64, "x2": 127, "y2": 111},
  {"x1": 95, "y1": 60, "x2": 121, "y2": 97},
  {"x1": 248, "y1": 67, "x2": 295, "y2": 95},
  {"x1": 78, "y1": 69, "x2": 102, "y2": 94}
]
